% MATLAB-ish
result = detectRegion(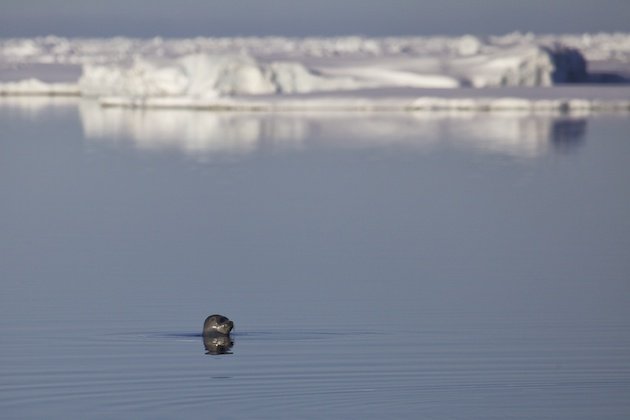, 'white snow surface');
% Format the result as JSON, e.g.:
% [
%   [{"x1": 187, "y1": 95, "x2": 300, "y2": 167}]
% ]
[{"x1": 1, "y1": 34, "x2": 630, "y2": 110}]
